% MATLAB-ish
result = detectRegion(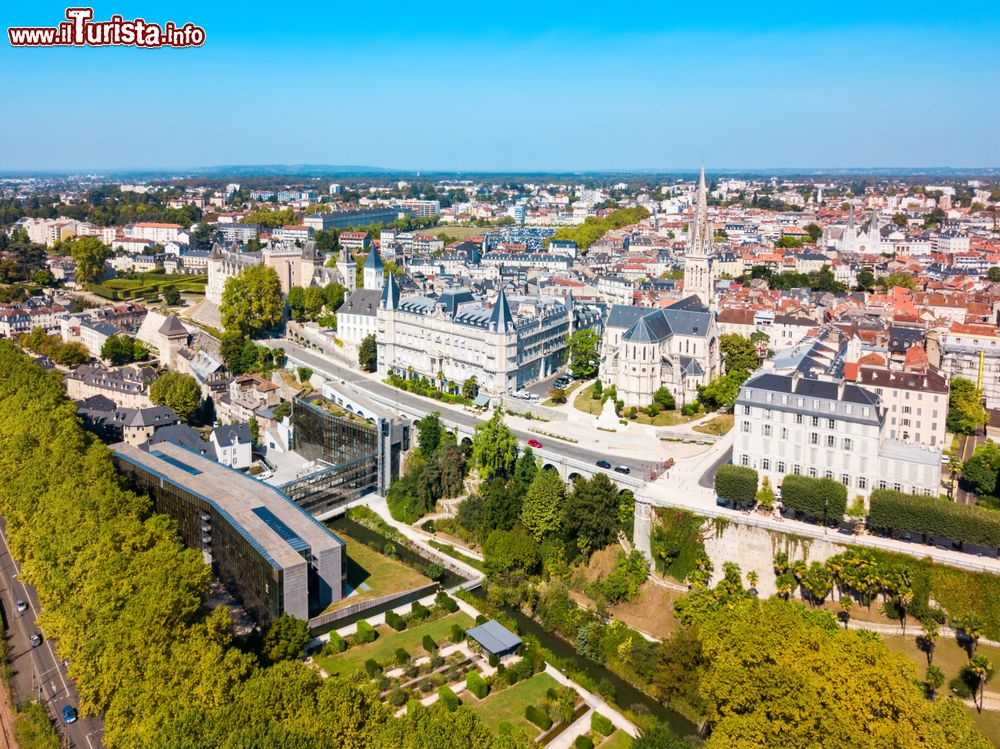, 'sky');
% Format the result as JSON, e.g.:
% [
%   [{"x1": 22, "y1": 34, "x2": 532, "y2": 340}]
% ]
[{"x1": 2, "y1": 1, "x2": 999, "y2": 172}]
